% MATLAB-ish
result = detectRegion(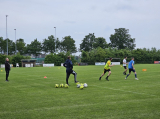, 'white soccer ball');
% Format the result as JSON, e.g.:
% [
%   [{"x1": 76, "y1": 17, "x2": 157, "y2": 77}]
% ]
[
  {"x1": 77, "y1": 84, "x2": 81, "y2": 88},
  {"x1": 83, "y1": 83, "x2": 88, "y2": 88}
]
